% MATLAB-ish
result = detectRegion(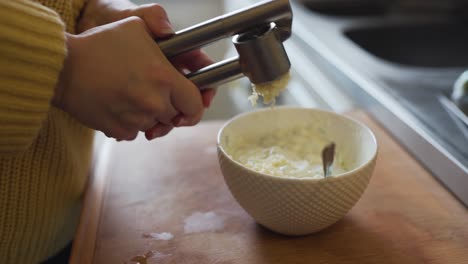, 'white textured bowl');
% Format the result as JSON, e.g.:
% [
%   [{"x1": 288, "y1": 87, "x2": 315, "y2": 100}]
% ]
[{"x1": 217, "y1": 107, "x2": 378, "y2": 236}]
